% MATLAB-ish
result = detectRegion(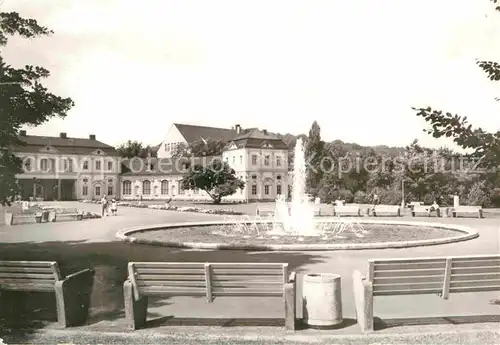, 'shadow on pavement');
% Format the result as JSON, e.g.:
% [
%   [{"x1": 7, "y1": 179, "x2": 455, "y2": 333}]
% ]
[
  {"x1": 0, "y1": 240, "x2": 325, "y2": 340},
  {"x1": 374, "y1": 314, "x2": 500, "y2": 330}
]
